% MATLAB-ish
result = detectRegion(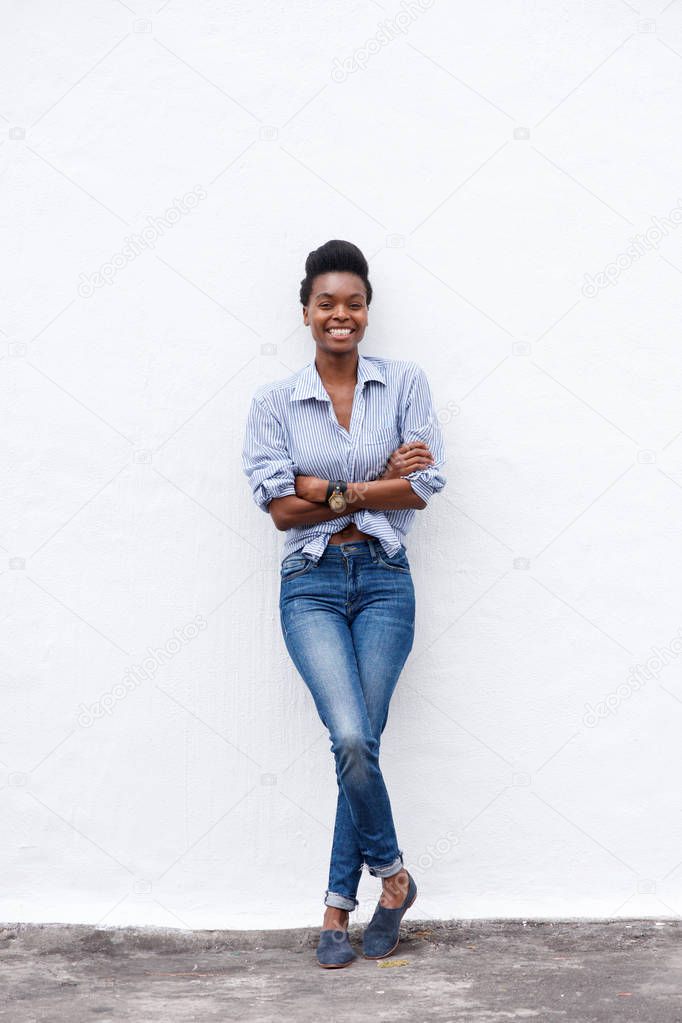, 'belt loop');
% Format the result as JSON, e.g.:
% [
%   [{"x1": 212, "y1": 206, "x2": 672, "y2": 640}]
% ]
[{"x1": 366, "y1": 537, "x2": 377, "y2": 562}]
